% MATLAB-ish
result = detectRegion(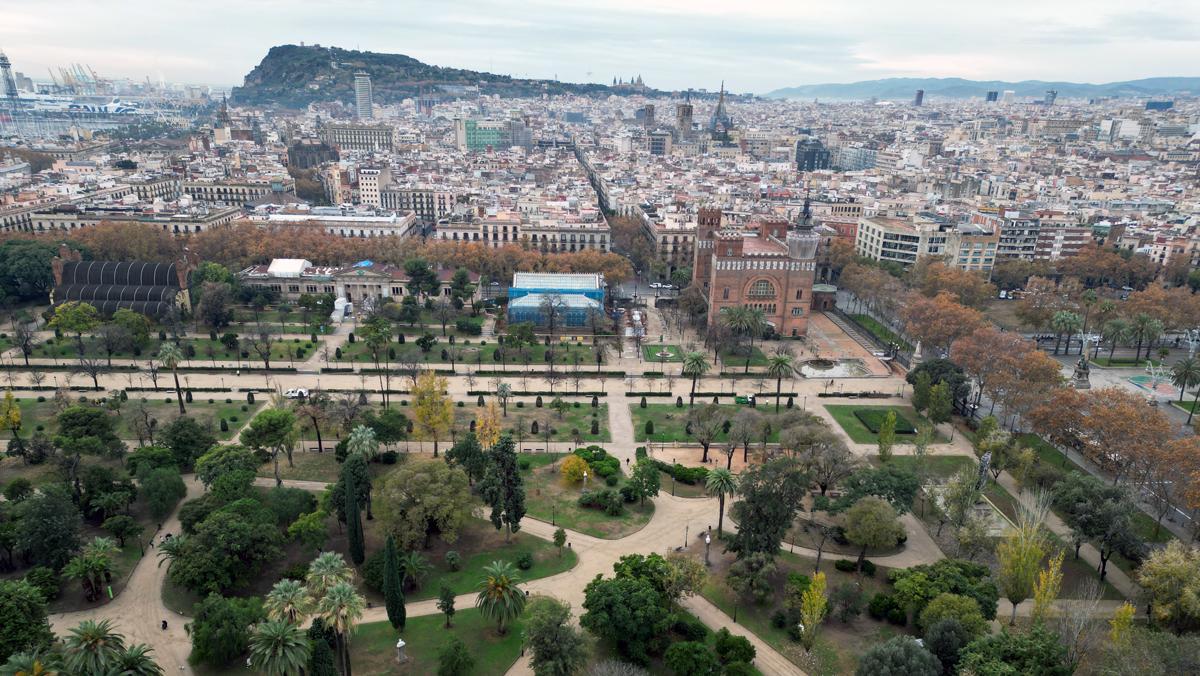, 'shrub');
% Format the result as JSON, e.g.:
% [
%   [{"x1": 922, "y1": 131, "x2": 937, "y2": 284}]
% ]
[
  {"x1": 348, "y1": 332, "x2": 355, "y2": 343},
  {"x1": 247, "y1": 392, "x2": 255, "y2": 404},
  {"x1": 477, "y1": 395, "x2": 485, "y2": 407},
  {"x1": 362, "y1": 550, "x2": 386, "y2": 593},
  {"x1": 640, "y1": 396, "x2": 647, "y2": 408},
  {"x1": 868, "y1": 592, "x2": 900, "y2": 621},
  {"x1": 516, "y1": 401, "x2": 525, "y2": 408},
  {"x1": 604, "y1": 474, "x2": 619, "y2": 487},
  {"x1": 536, "y1": 396, "x2": 543, "y2": 407},
  {"x1": 590, "y1": 420, "x2": 599, "y2": 435},
  {"x1": 671, "y1": 613, "x2": 709, "y2": 640},
  {"x1": 887, "y1": 607, "x2": 908, "y2": 626},
  {"x1": 644, "y1": 420, "x2": 655, "y2": 435},
  {"x1": 834, "y1": 558, "x2": 858, "y2": 573},
  {"x1": 713, "y1": 627, "x2": 756, "y2": 665},
  {"x1": 280, "y1": 561, "x2": 310, "y2": 582},
  {"x1": 379, "y1": 451, "x2": 399, "y2": 464},
  {"x1": 676, "y1": 396, "x2": 683, "y2": 407},
  {"x1": 514, "y1": 551, "x2": 534, "y2": 570},
  {"x1": 518, "y1": 458, "x2": 532, "y2": 471},
  {"x1": 23, "y1": 566, "x2": 60, "y2": 601},
  {"x1": 830, "y1": 582, "x2": 866, "y2": 623},
  {"x1": 577, "y1": 489, "x2": 623, "y2": 515},
  {"x1": 445, "y1": 551, "x2": 461, "y2": 571},
  {"x1": 219, "y1": 419, "x2": 229, "y2": 432},
  {"x1": 619, "y1": 484, "x2": 637, "y2": 503}
]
